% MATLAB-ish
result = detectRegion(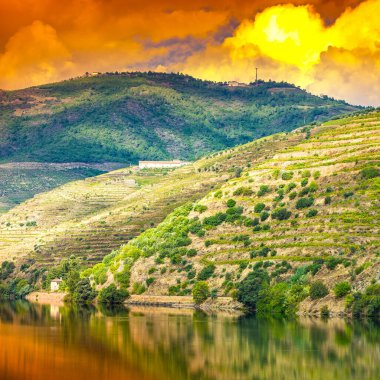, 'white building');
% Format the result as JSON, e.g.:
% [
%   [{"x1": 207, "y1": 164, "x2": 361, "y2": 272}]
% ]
[
  {"x1": 50, "y1": 278, "x2": 63, "y2": 292},
  {"x1": 138, "y1": 160, "x2": 189, "y2": 169}
]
